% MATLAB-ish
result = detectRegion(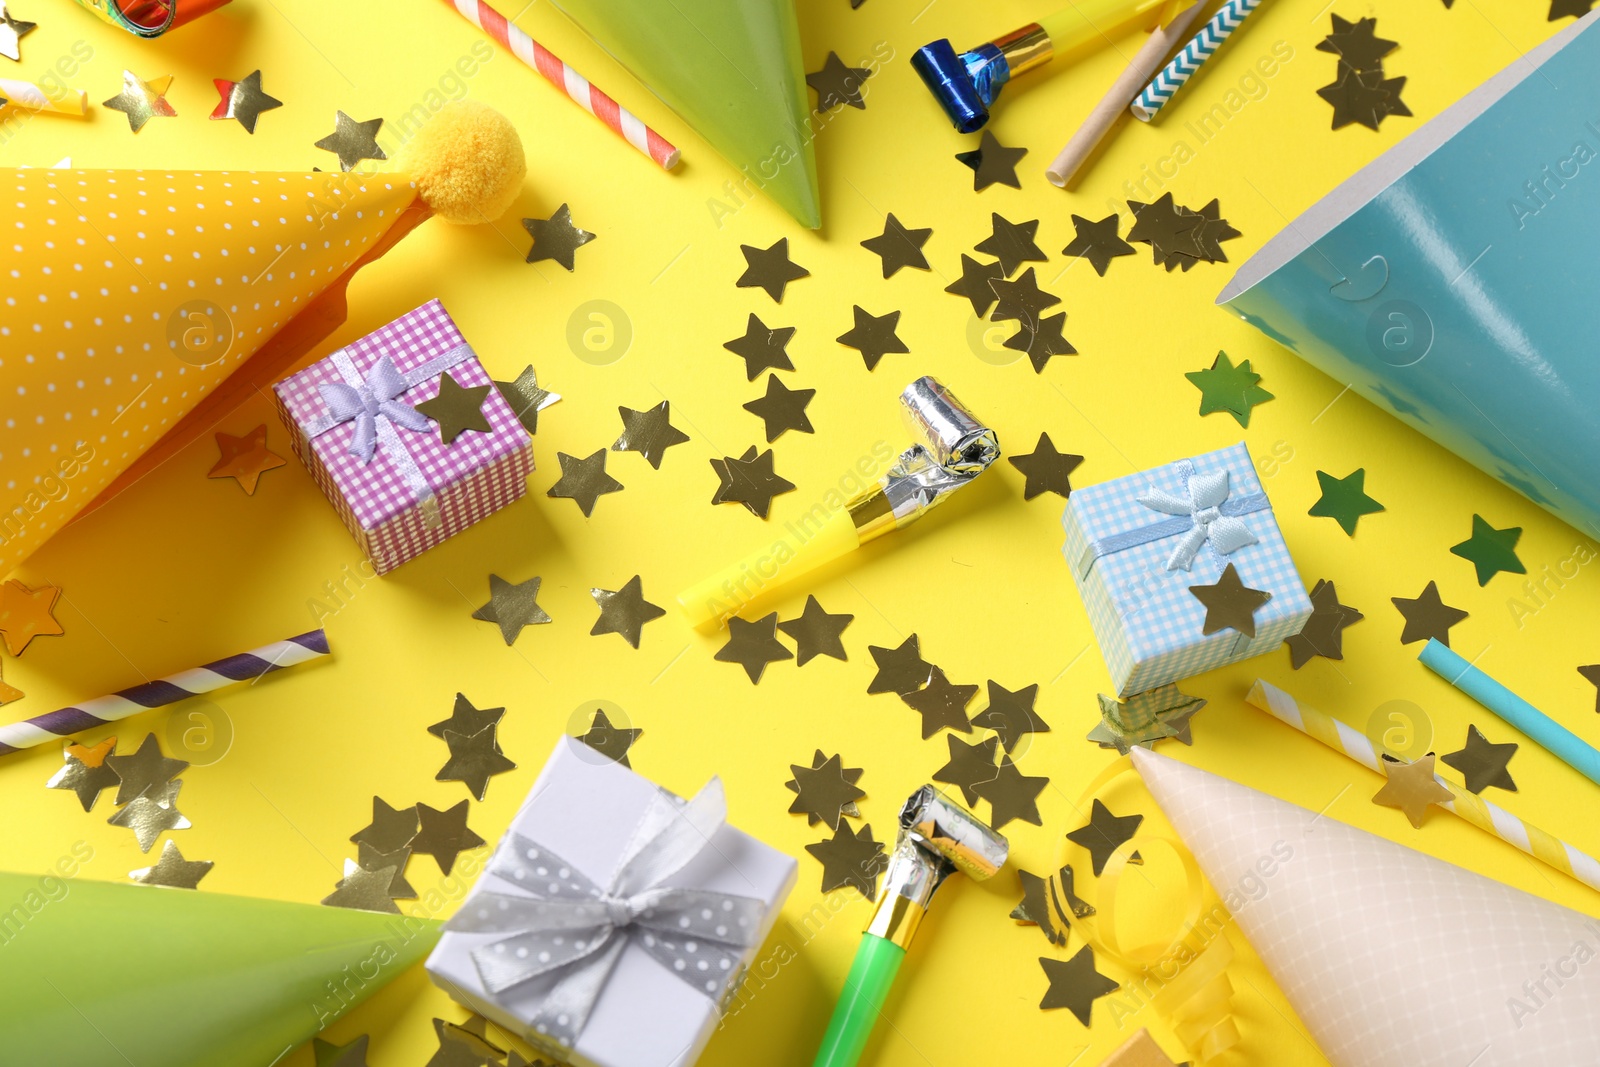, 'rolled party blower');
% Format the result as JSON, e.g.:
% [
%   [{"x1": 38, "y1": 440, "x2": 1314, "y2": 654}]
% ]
[
  {"x1": 0, "y1": 79, "x2": 88, "y2": 115},
  {"x1": 677, "y1": 377, "x2": 1000, "y2": 631},
  {"x1": 0, "y1": 629, "x2": 329, "y2": 755},
  {"x1": 913, "y1": 0, "x2": 1176, "y2": 132},
  {"x1": 66, "y1": 0, "x2": 231, "y2": 36}
]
